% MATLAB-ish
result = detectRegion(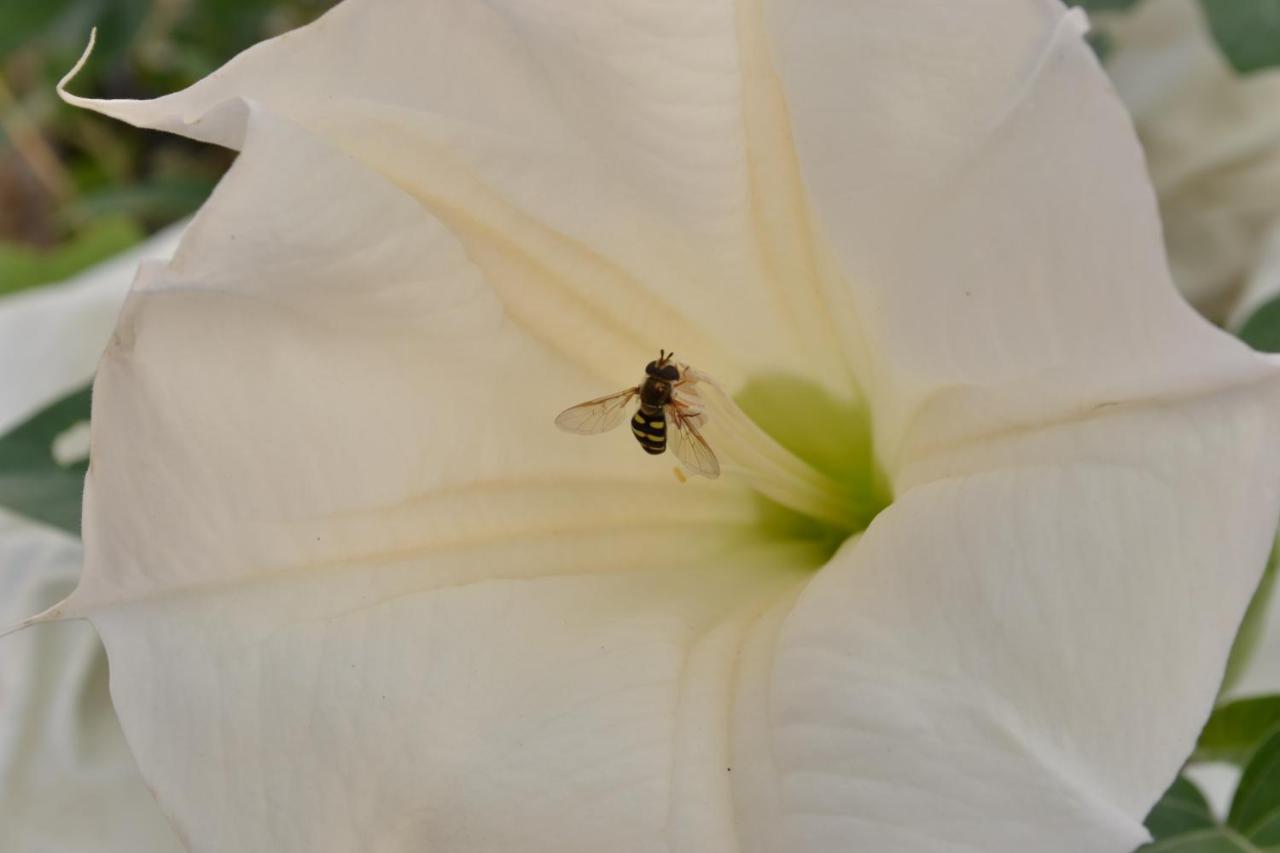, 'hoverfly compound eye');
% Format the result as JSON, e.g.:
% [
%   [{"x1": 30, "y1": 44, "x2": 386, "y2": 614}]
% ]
[
  {"x1": 645, "y1": 360, "x2": 659, "y2": 377},
  {"x1": 657, "y1": 364, "x2": 679, "y2": 381}
]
